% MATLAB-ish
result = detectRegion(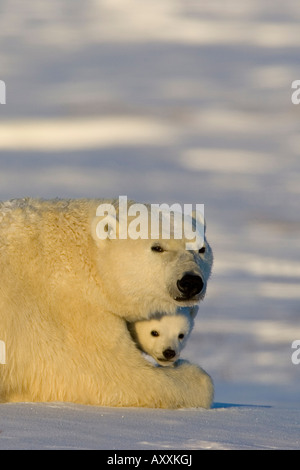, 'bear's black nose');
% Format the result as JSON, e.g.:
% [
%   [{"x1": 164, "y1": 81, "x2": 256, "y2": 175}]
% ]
[
  {"x1": 177, "y1": 273, "x2": 203, "y2": 299},
  {"x1": 163, "y1": 348, "x2": 176, "y2": 360}
]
